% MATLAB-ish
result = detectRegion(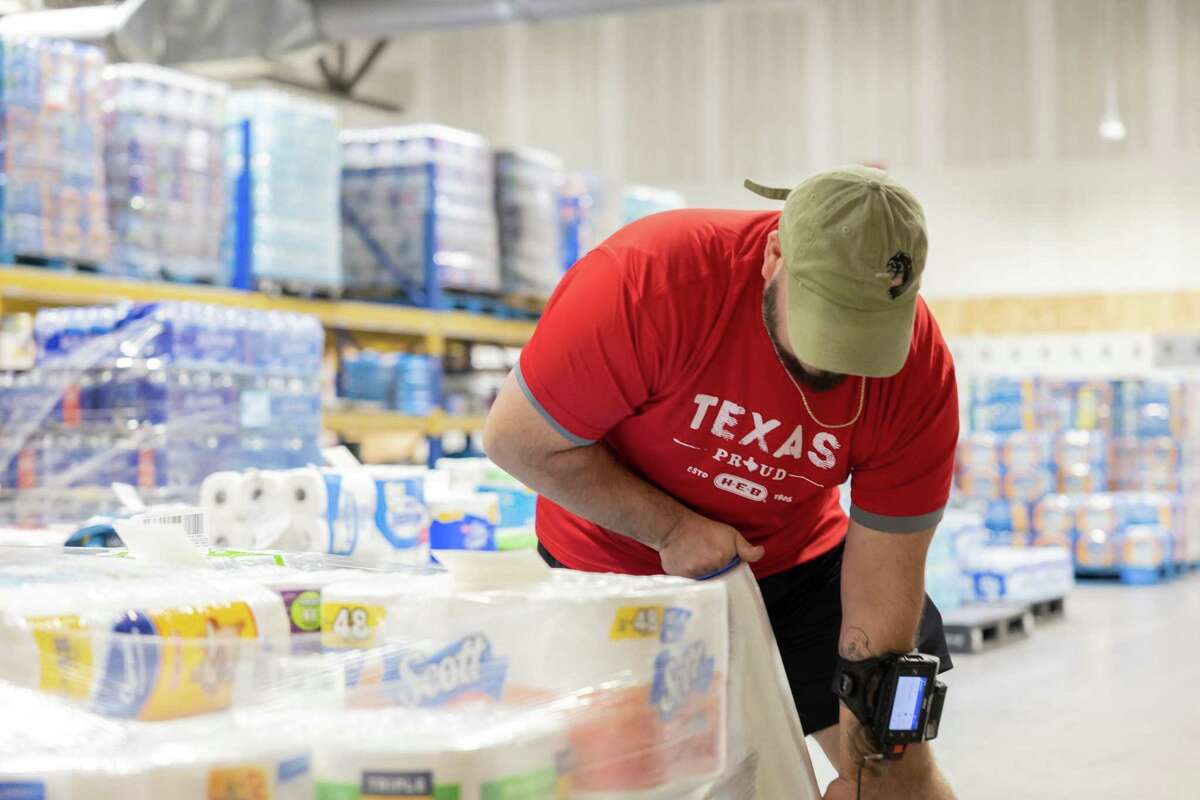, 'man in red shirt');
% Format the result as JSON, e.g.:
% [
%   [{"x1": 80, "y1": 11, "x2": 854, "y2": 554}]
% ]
[{"x1": 484, "y1": 166, "x2": 957, "y2": 799}]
